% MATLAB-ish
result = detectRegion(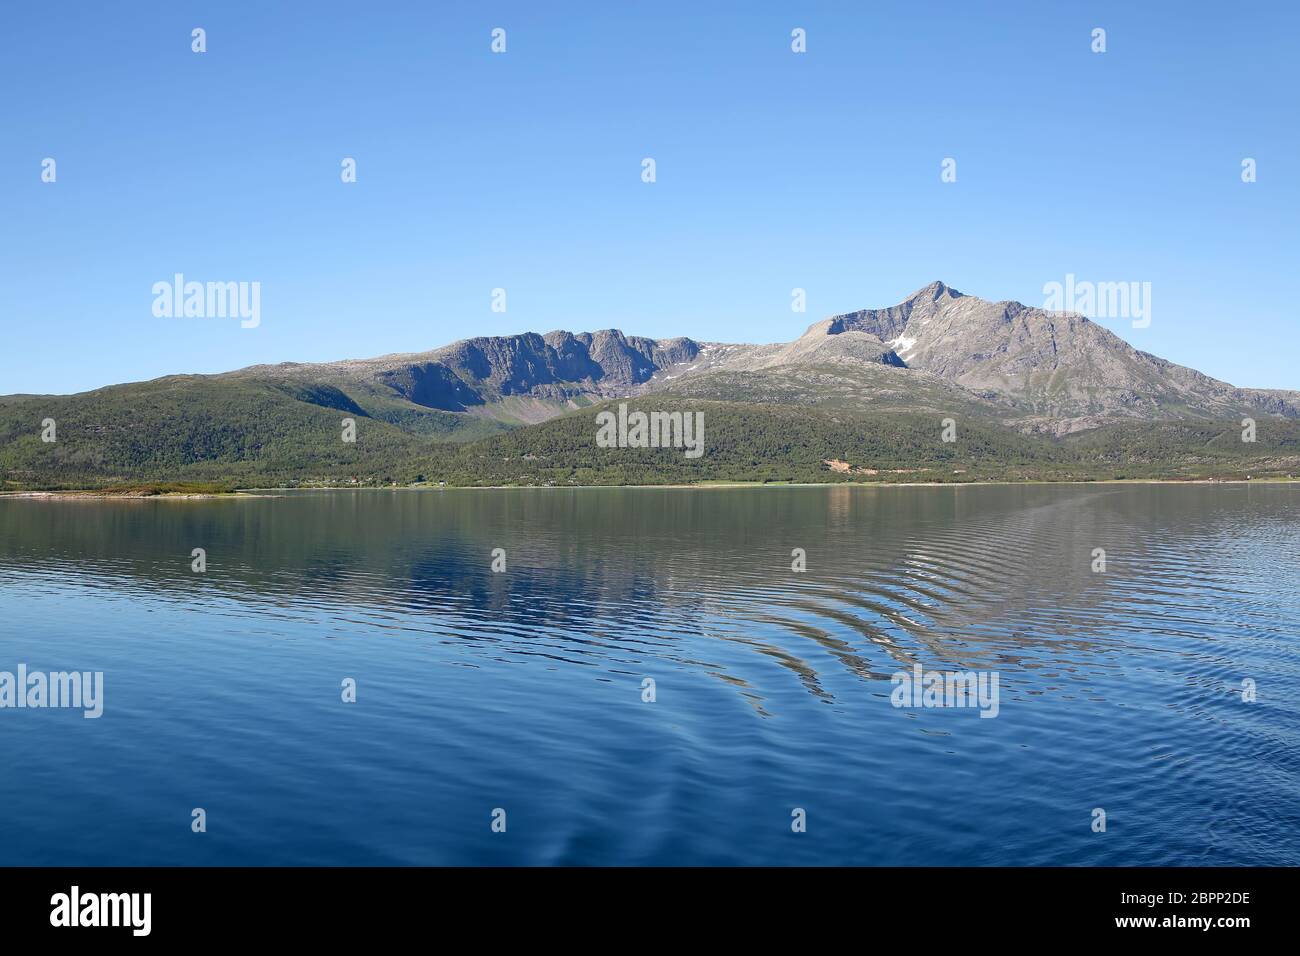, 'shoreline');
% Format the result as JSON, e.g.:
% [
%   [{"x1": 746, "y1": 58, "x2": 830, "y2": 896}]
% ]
[
  {"x1": 0, "y1": 491, "x2": 278, "y2": 500},
  {"x1": 411, "y1": 477, "x2": 1299, "y2": 491},
  {"x1": 4, "y1": 477, "x2": 1295, "y2": 499}
]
